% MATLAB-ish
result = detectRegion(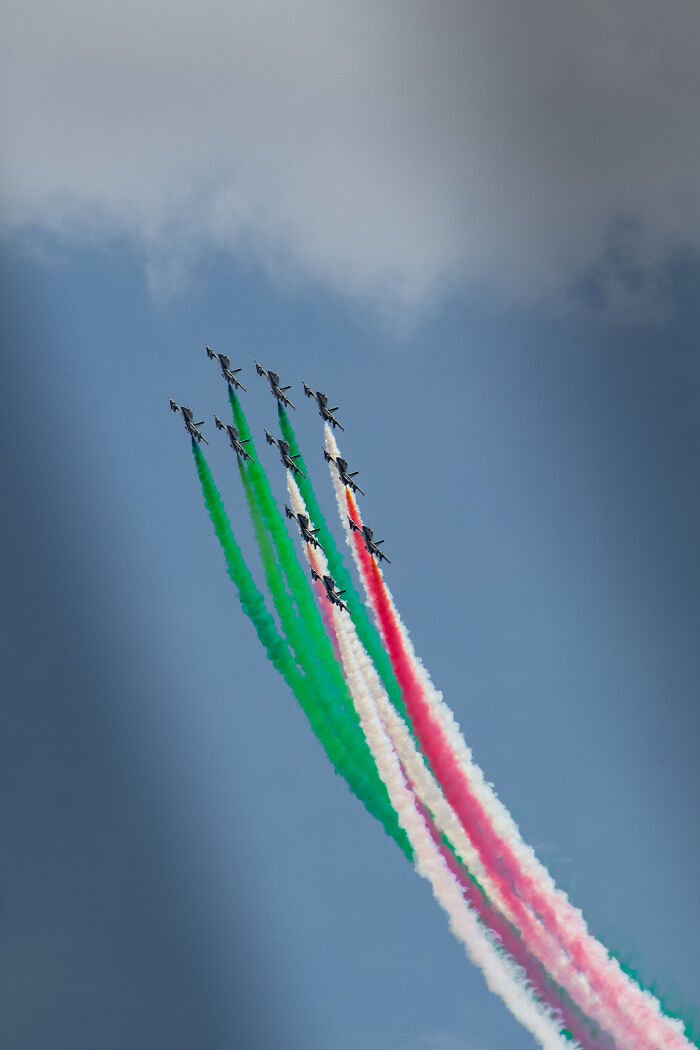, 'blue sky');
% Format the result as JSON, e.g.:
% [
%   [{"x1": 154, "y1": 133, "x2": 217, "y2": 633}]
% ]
[{"x1": 2, "y1": 5, "x2": 699, "y2": 1048}]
